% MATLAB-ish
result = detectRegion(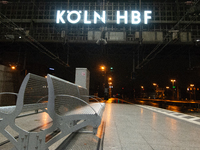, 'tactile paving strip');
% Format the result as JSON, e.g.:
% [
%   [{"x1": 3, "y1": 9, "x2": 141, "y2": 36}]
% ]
[{"x1": 137, "y1": 104, "x2": 200, "y2": 125}]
